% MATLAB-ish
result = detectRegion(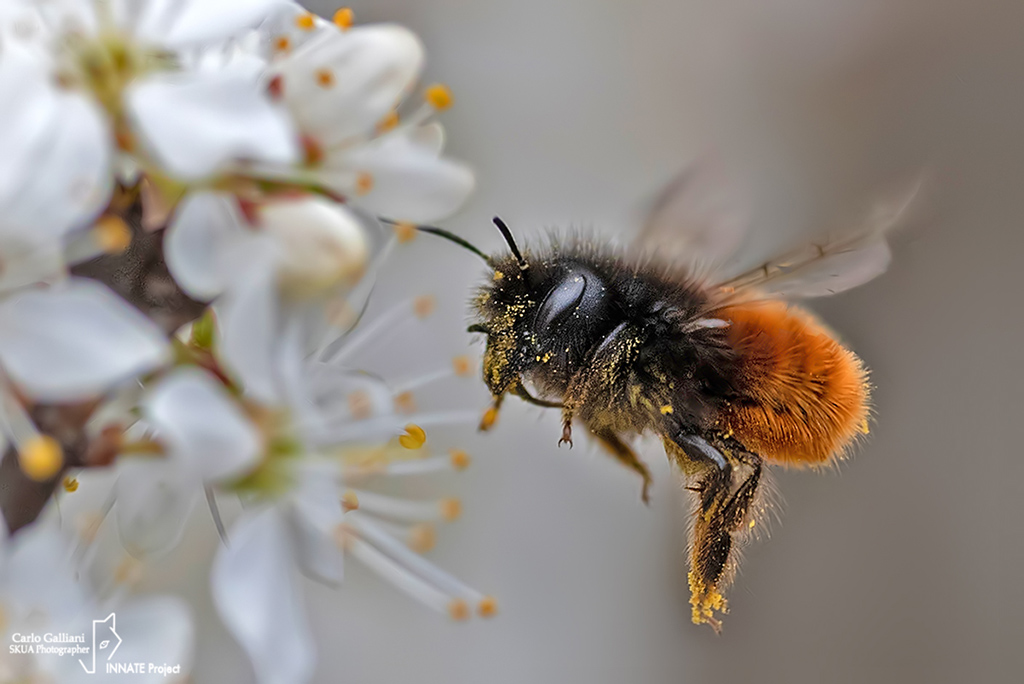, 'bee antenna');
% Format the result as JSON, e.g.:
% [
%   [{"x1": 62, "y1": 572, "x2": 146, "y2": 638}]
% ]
[
  {"x1": 386, "y1": 219, "x2": 492, "y2": 264},
  {"x1": 493, "y1": 216, "x2": 528, "y2": 270}
]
